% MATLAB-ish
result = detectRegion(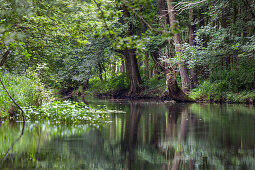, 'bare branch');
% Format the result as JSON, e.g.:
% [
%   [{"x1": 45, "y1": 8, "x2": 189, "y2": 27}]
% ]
[{"x1": 174, "y1": 0, "x2": 208, "y2": 14}]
